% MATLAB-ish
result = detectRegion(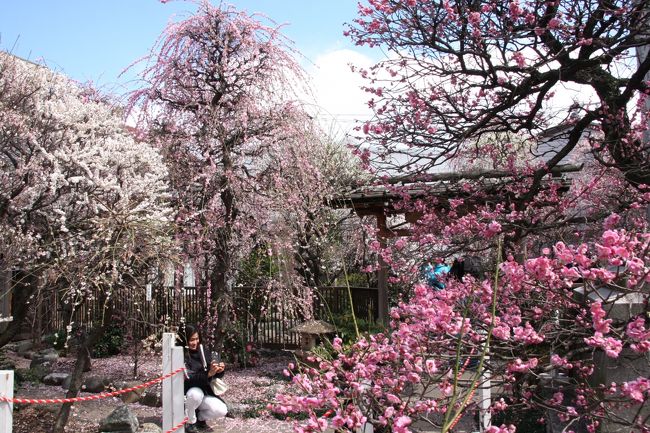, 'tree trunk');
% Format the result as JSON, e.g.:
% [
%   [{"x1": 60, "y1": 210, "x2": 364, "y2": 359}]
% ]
[
  {"x1": 213, "y1": 294, "x2": 230, "y2": 351},
  {"x1": 211, "y1": 157, "x2": 237, "y2": 351},
  {"x1": 51, "y1": 306, "x2": 112, "y2": 433},
  {"x1": 33, "y1": 289, "x2": 44, "y2": 350},
  {"x1": 211, "y1": 248, "x2": 232, "y2": 352},
  {"x1": 0, "y1": 271, "x2": 37, "y2": 348}
]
